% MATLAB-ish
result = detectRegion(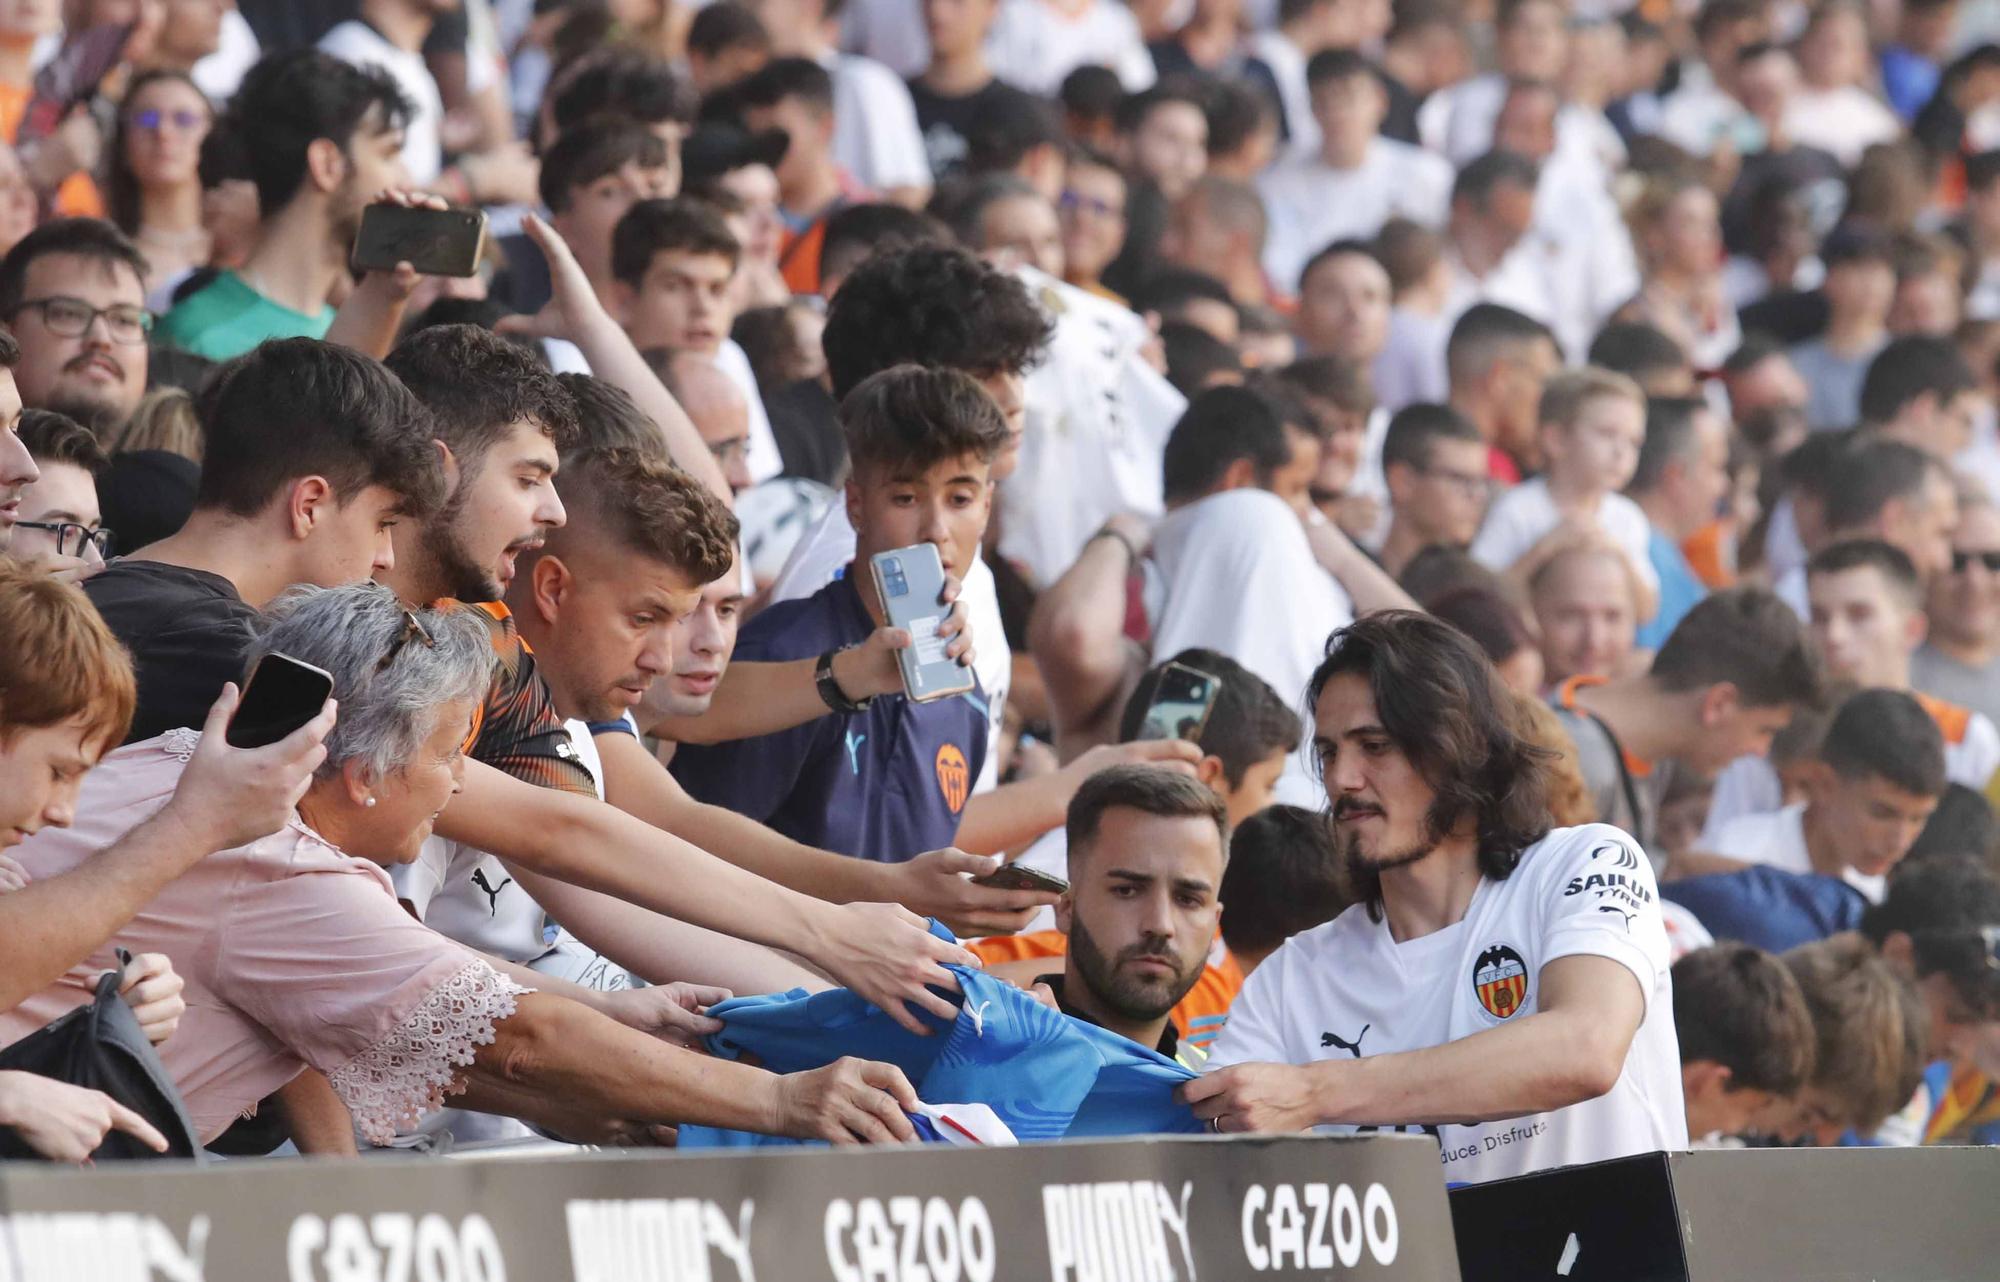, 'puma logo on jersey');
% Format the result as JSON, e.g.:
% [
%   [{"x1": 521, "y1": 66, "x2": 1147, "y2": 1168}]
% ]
[
  {"x1": 843, "y1": 729, "x2": 866, "y2": 775},
  {"x1": 967, "y1": 1000, "x2": 991, "y2": 1038},
  {"x1": 1598, "y1": 904, "x2": 1637, "y2": 931},
  {"x1": 1320, "y1": 1024, "x2": 1370, "y2": 1057},
  {"x1": 470, "y1": 868, "x2": 512, "y2": 916}
]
